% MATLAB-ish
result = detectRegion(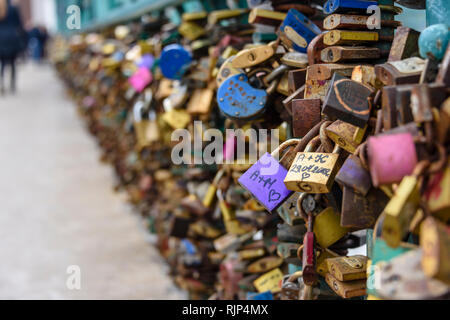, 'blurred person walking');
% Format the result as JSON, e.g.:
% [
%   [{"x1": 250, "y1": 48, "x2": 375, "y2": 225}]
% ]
[{"x1": 0, "y1": 0, "x2": 26, "y2": 94}]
